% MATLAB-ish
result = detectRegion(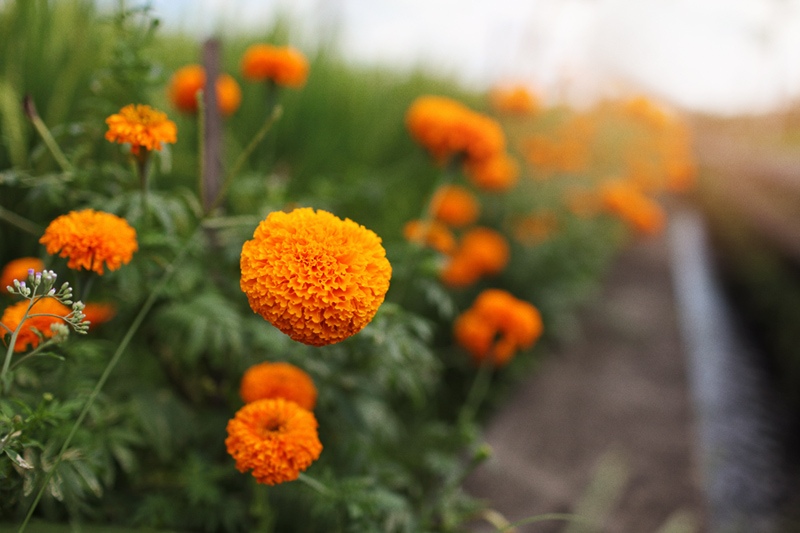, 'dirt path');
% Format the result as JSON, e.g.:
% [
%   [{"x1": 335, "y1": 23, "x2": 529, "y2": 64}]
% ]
[{"x1": 464, "y1": 232, "x2": 707, "y2": 532}]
